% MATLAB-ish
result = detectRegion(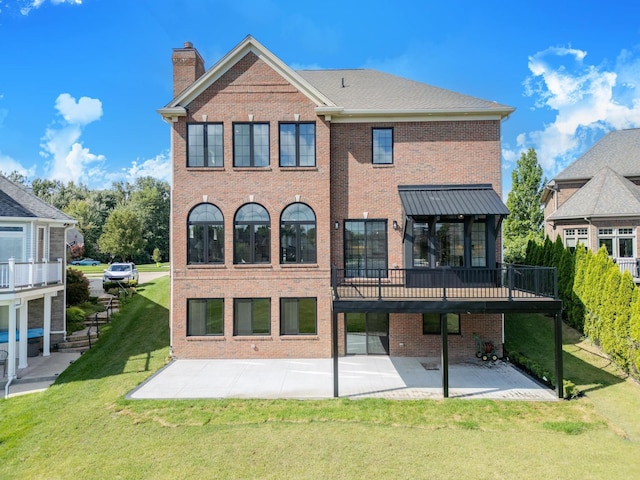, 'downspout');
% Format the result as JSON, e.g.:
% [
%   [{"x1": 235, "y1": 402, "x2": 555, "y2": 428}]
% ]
[
  {"x1": 584, "y1": 217, "x2": 593, "y2": 251},
  {"x1": 62, "y1": 223, "x2": 74, "y2": 342},
  {"x1": 5, "y1": 376, "x2": 14, "y2": 399},
  {"x1": 5, "y1": 300, "x2": 21, "y2": 399}
]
